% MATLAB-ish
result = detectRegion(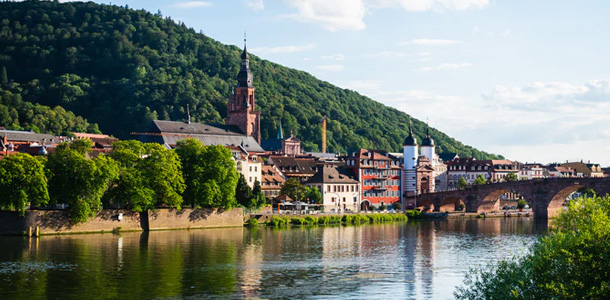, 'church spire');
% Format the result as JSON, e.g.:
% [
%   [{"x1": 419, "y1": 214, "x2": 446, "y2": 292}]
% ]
[
  {"x1": 277, "y1": 119, "x2": 284, "y2": 140},
  {"x1": 237, "y1": 33, "x2": 253, "y2": 87}
]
